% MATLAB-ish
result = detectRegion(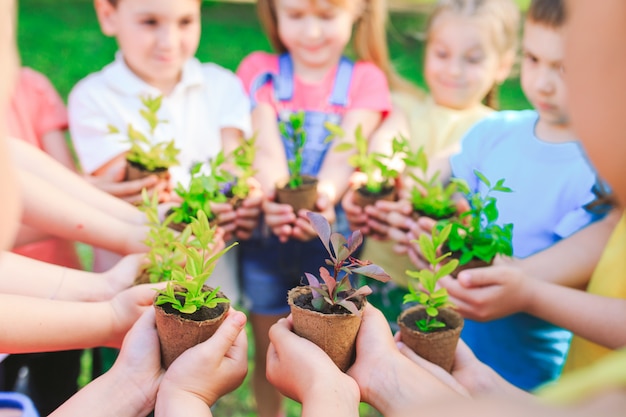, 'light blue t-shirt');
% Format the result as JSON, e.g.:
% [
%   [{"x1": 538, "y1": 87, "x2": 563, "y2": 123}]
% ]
[{"x1": 450, "y1": 110, "x2": 599, "y2": 391}]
